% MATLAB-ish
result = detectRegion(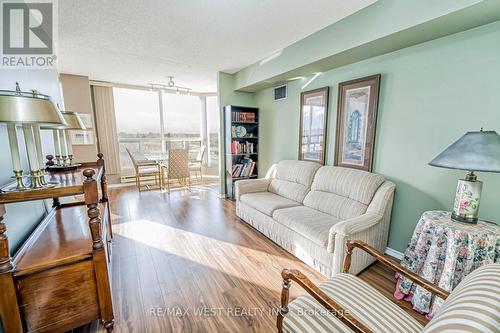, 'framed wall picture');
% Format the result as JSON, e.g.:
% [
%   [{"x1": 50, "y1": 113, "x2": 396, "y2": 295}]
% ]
[
  {"x1": 70, "y1": 130, "x2": 95, "y2": 145},
  {"x1": 334, "y1": 74, "x2": 381, "y2": 171},
  {"x1": 299, "y1": 87, "x2": 329, "y2": 164}
]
